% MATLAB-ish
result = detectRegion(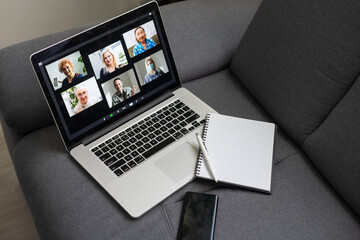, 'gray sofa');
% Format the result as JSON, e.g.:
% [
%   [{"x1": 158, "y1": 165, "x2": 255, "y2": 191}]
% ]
[{"x1": 1, "y1": 0, "x2": 360, "y2": 239}]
